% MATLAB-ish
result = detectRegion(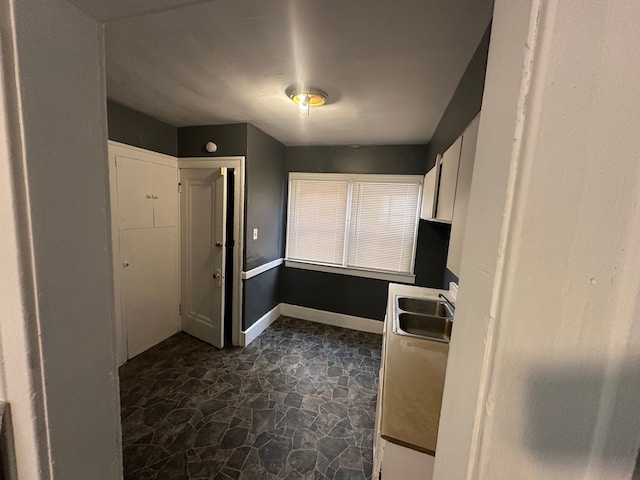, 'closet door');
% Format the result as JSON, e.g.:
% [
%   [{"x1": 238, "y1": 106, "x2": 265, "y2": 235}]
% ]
[
  {"x1": 116, "y1": 155, "x2": 154, "y2": 229},
  {"x1": 120, "y1": 227, "x2": 179, "y2": 358}
]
